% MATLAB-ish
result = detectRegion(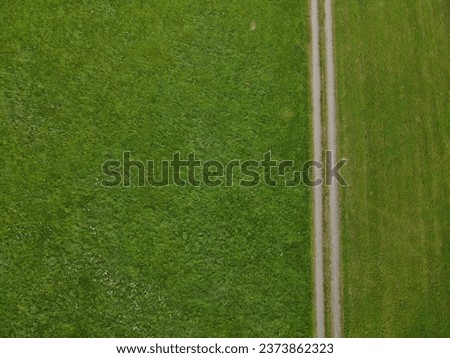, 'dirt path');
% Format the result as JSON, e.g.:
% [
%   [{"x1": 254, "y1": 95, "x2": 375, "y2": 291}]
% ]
[
  {"x1": 324, "y1": 0, "x2": 342, "y2": 338},
  {"x1": 310, "y1": 0, "x2": 341, "y2": 337},
  {"x1": 310, "y1": 0, "x2": 325, "y2": 338}
]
